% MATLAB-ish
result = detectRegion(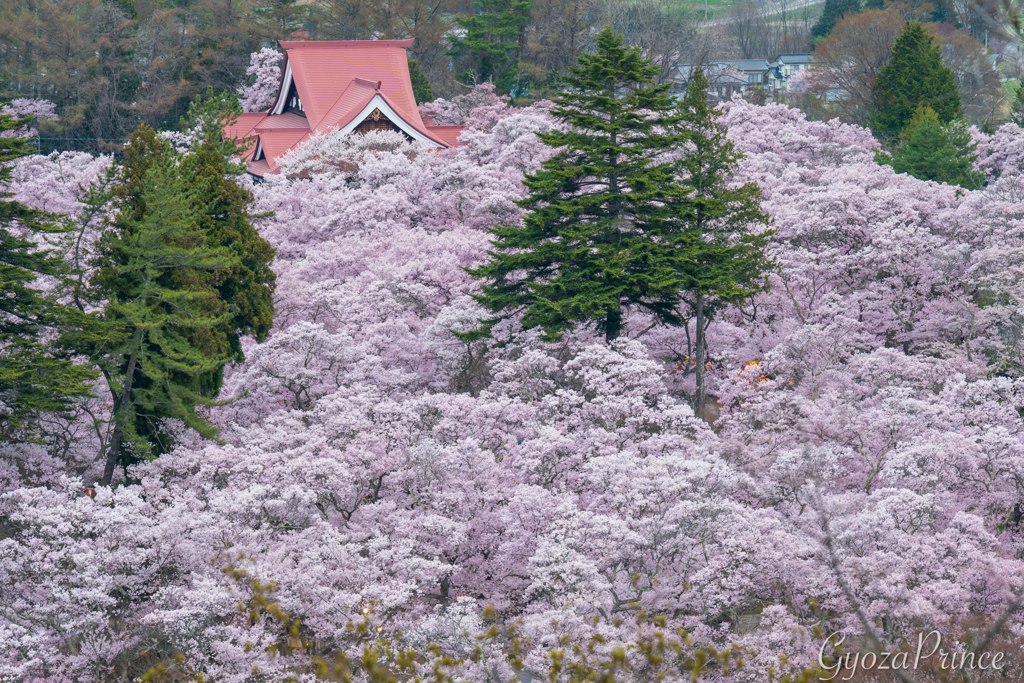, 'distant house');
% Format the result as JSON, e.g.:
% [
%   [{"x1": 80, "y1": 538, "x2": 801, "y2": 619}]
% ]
[
  {"x1": 224, "y1": 40, "x2": 463, "y2": 178},
  {"x1": 769, "y1": 54, "x2": 814, "y2": 89},
  {"x1": 670, "y1": 54, "x2": 816, "y2": 102},
  {"x1": 720, "y1": 59, "x2": 773, "y2": 86},
  {"x1": 671, "y1": 62, "x2": 758, "y2": 102}
]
